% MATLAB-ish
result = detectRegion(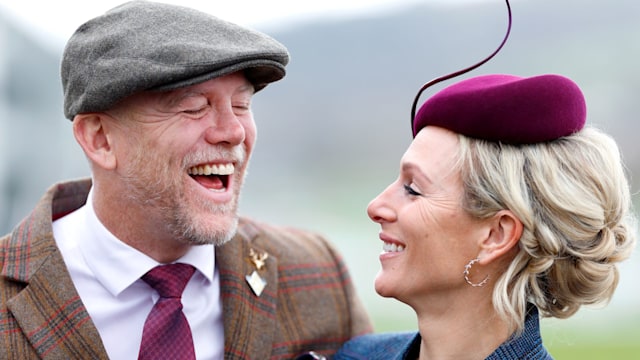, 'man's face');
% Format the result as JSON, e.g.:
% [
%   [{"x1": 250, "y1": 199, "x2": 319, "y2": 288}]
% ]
[{"x1": 106, "y1": 72, "x2": 256, "y2": 246}]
